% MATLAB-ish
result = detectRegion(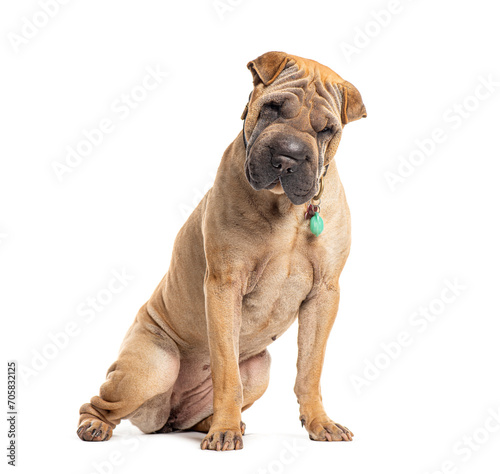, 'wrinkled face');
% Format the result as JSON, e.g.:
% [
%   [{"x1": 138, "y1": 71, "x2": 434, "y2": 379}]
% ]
[{"x1": 243, "y1": 65, "x2": 344, "y2": 205}]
